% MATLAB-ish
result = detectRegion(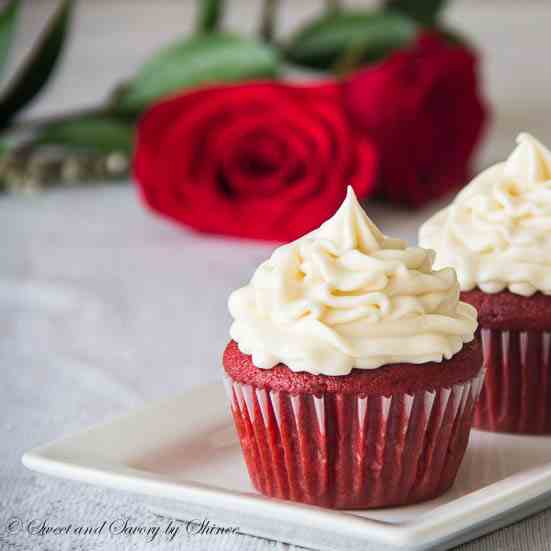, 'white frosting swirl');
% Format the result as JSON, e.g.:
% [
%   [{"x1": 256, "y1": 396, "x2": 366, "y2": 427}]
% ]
[
  {"x1": 419, "y1": 133, "x2": 551, "y2": 296},
  {"x1": 229, "y1": 187, "x2": 477, "y2": 375}
]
